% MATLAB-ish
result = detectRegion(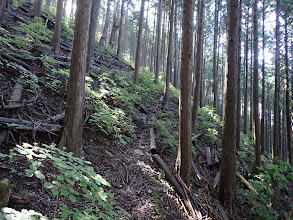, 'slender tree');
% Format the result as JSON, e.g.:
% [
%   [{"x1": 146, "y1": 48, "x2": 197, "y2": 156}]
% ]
[
  {"x1": 243, "y1": 7, "x2": 249, "y2": 135},
  {"x1": 284, "y1": 11, "x2": 292, "y2": 165},
  {"x1": 86, "y1": 0, "x2": 102, "y2": 73},
  {"x1": 99, "y1": 0, "x2": 112, "y2": 47},
  {"x1": 162, "y1": 0, "x2": 174, "y2": 106},
  {"x1": 253, "y1": 0, "x2": 261, "y2": 172},
  {"x1": 117, "y1": 0, "x2": 125, "y2": 57},
  {"x1": 154, "y1": 0, "x2": 163, "y2": 84},
  {"x1": 58, "y1": 0, "x2": 92, "y2": 156},
  {"x1": 218, "y1": 0, "x2": 238, "y2": 214},
  {"x1": 51, "y1": 0, "x2": 64, "y2": 55},
  {"x1": 191, "y1": 0, "x2": 205, "y2": 125},
  {"x1": 133, "y1": 0, "x2": 145, "y2": 84},
  {"x1": 175, "y1": 0, "x2": 194, "y2": 187},
  {"x1": 273, "y1": 0, "x2": 280, "y2": 159}
]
